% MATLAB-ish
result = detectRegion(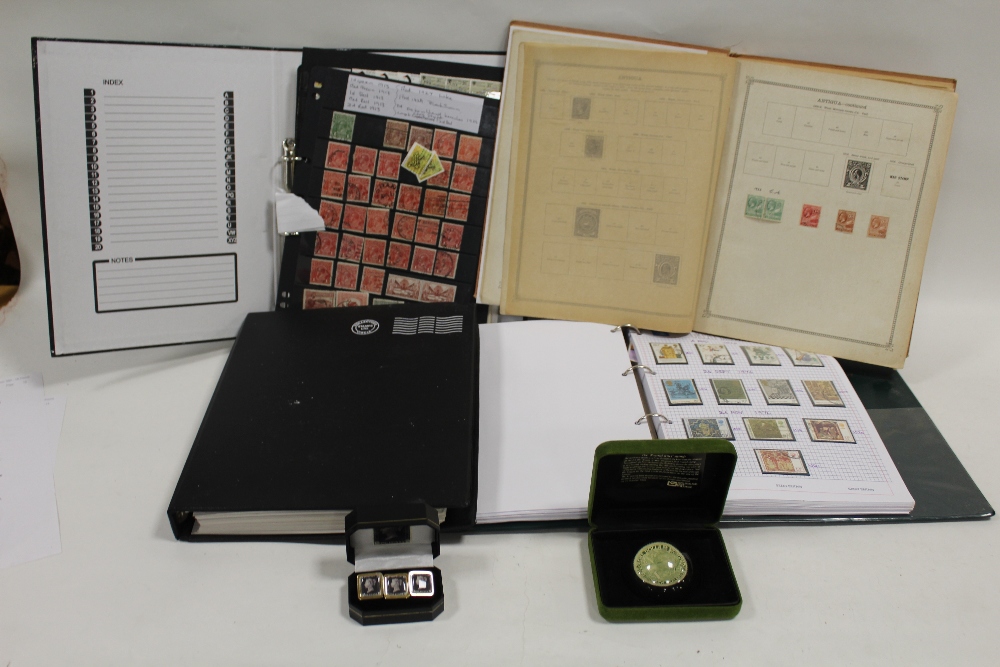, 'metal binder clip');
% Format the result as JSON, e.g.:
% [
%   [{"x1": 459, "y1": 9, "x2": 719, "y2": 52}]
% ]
[
  {"x1": 611, "y1": 324, "x2": 638, "y2": 333},
  {"x1": 635, "y1": 413, "x2": 672, "y2": 426},
  {"x1": 281, "y1": 138, "x2": 304, "y2": 191},
  {"x1": 622, "y1": 364, "x2": 655, "y2": 377}
]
